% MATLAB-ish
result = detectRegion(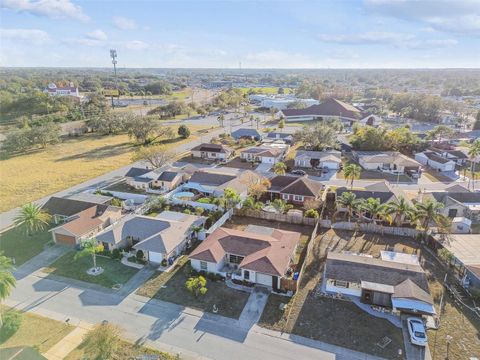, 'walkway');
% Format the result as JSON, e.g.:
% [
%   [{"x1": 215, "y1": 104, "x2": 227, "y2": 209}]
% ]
[
  {"x1": 238, "y1": 286, "x2": 269, "y2": 329},
  {"x1": 43, "y1": 321, "x2": 93, "y2": 360}
]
